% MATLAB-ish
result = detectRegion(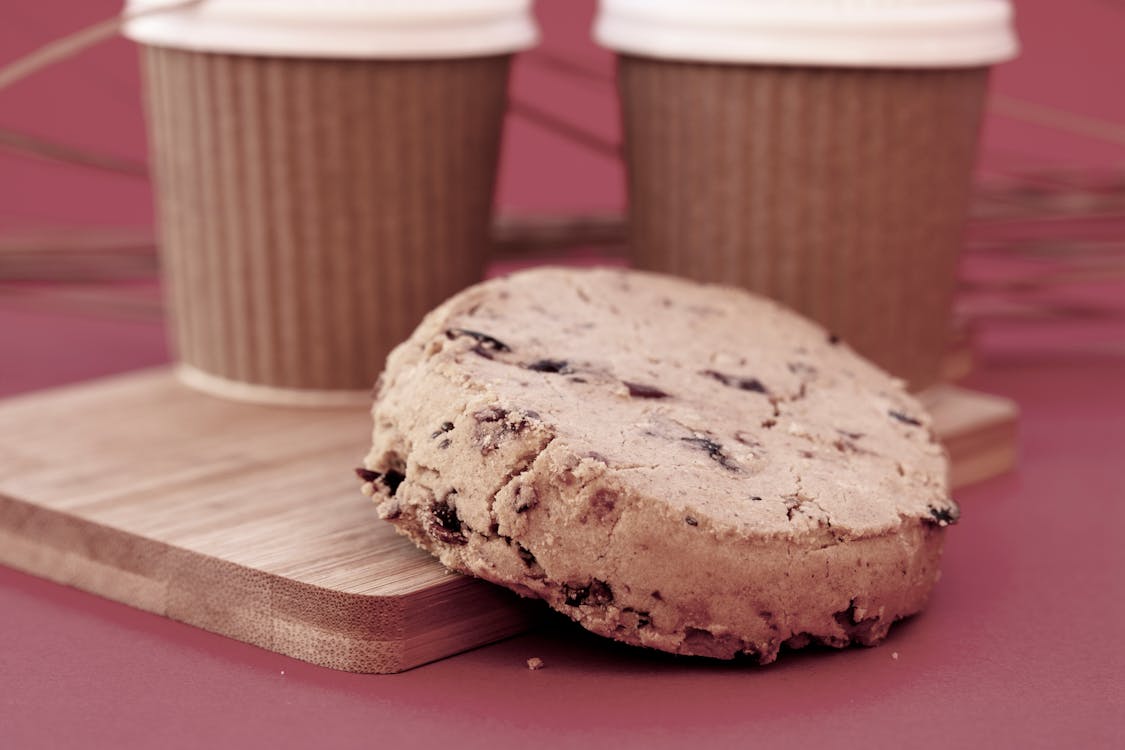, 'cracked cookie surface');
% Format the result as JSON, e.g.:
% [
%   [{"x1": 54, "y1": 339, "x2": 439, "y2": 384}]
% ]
[{"x1": 359, "y1": 267, "x2": 957, "y2": 662}]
